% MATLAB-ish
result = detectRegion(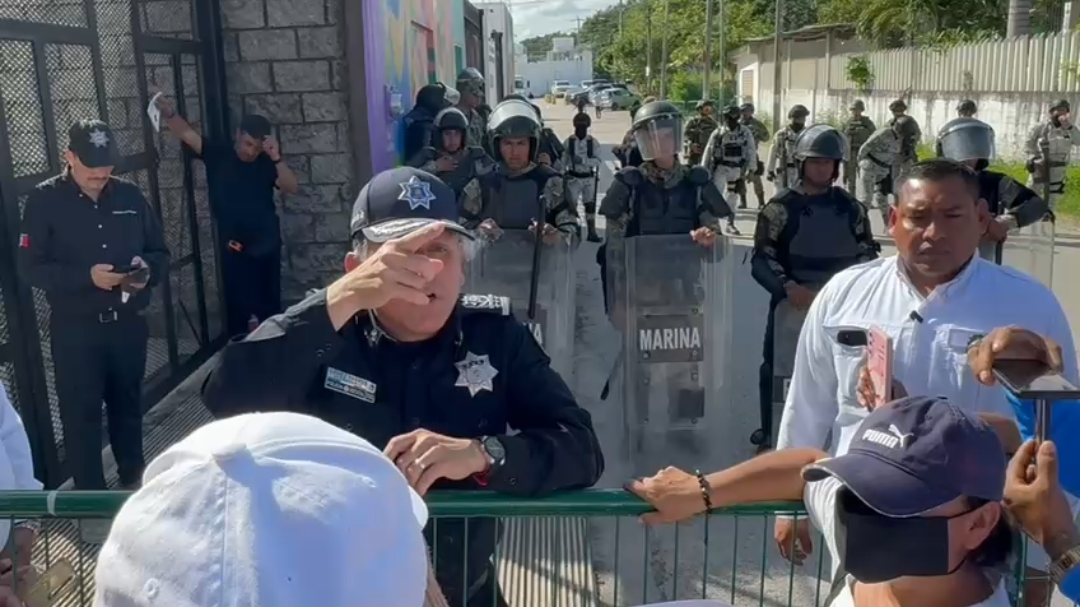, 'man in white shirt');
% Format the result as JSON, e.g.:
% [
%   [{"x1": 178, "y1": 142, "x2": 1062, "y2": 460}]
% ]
[{"x1": 773, "y1": 158, "x2": 1077, "y2": 606}]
